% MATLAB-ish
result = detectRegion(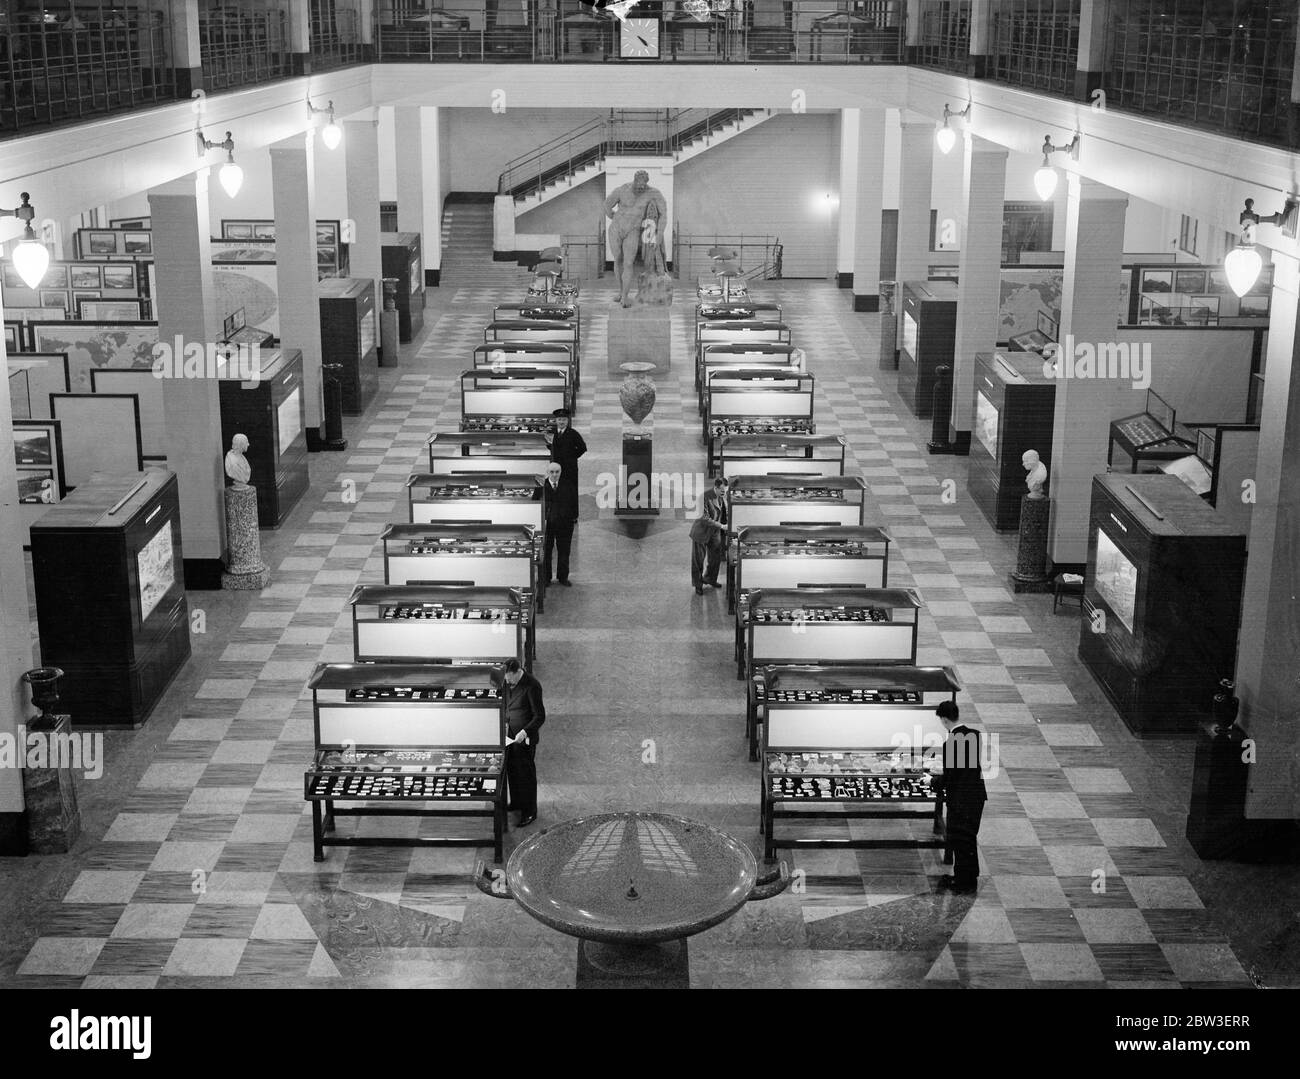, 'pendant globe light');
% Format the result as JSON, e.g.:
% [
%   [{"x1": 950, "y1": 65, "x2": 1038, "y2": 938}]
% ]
[
  {"x1": 197, "y1": 130, "x2": 243, "y2": 198},
  {"x1": 935, "y1": 102, "x2": 970, "y2": 156},
  {"x1": 1, "y1": 193, "x2": 50, "y2": 289},
  {"x1": 1224, "y1": 197, "x2": 1297, "y2": 297},
  {"x1": 1034, "y1": 133, "x2": 1080, "y2": 202},
  {"x1": 308, "y1": 98, "x2": 342, "y2": 151}
]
